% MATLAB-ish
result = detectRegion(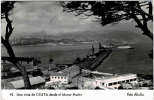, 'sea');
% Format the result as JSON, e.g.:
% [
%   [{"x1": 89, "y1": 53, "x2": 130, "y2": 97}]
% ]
[{"x1": 1, "y1": 42, "x2": 153, "y2": 75}]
